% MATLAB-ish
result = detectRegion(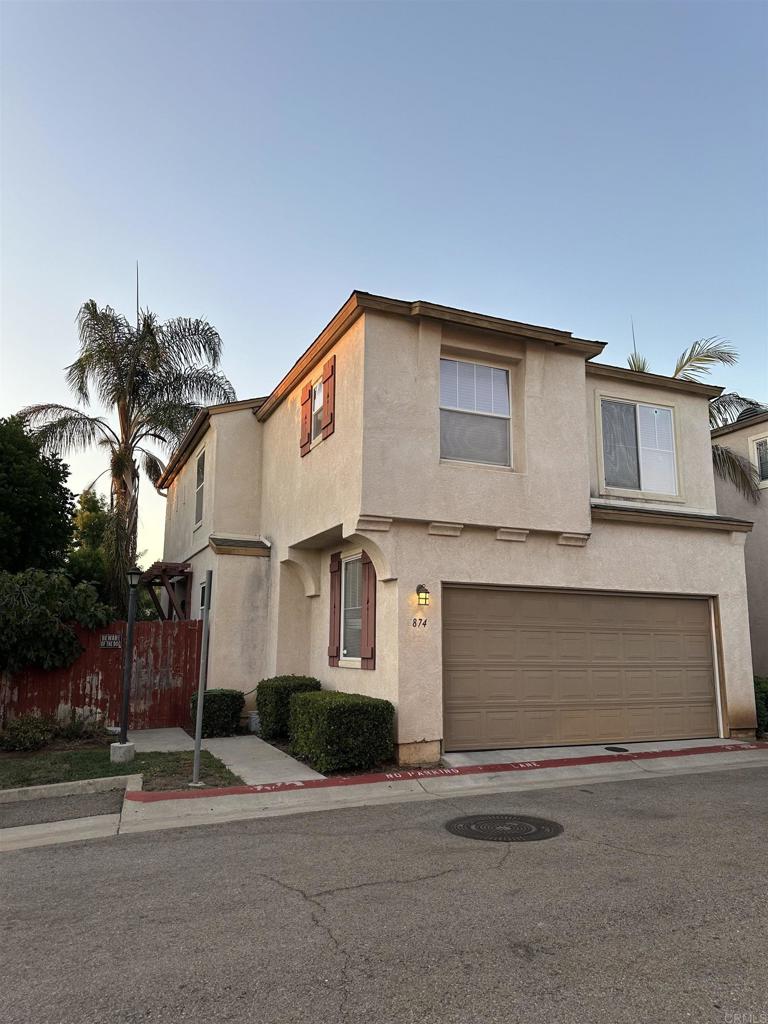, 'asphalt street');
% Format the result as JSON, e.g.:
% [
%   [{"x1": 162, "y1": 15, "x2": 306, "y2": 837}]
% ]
[{"x1": 3, "y1": 767, "x2": 766, "y2": 1024}]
